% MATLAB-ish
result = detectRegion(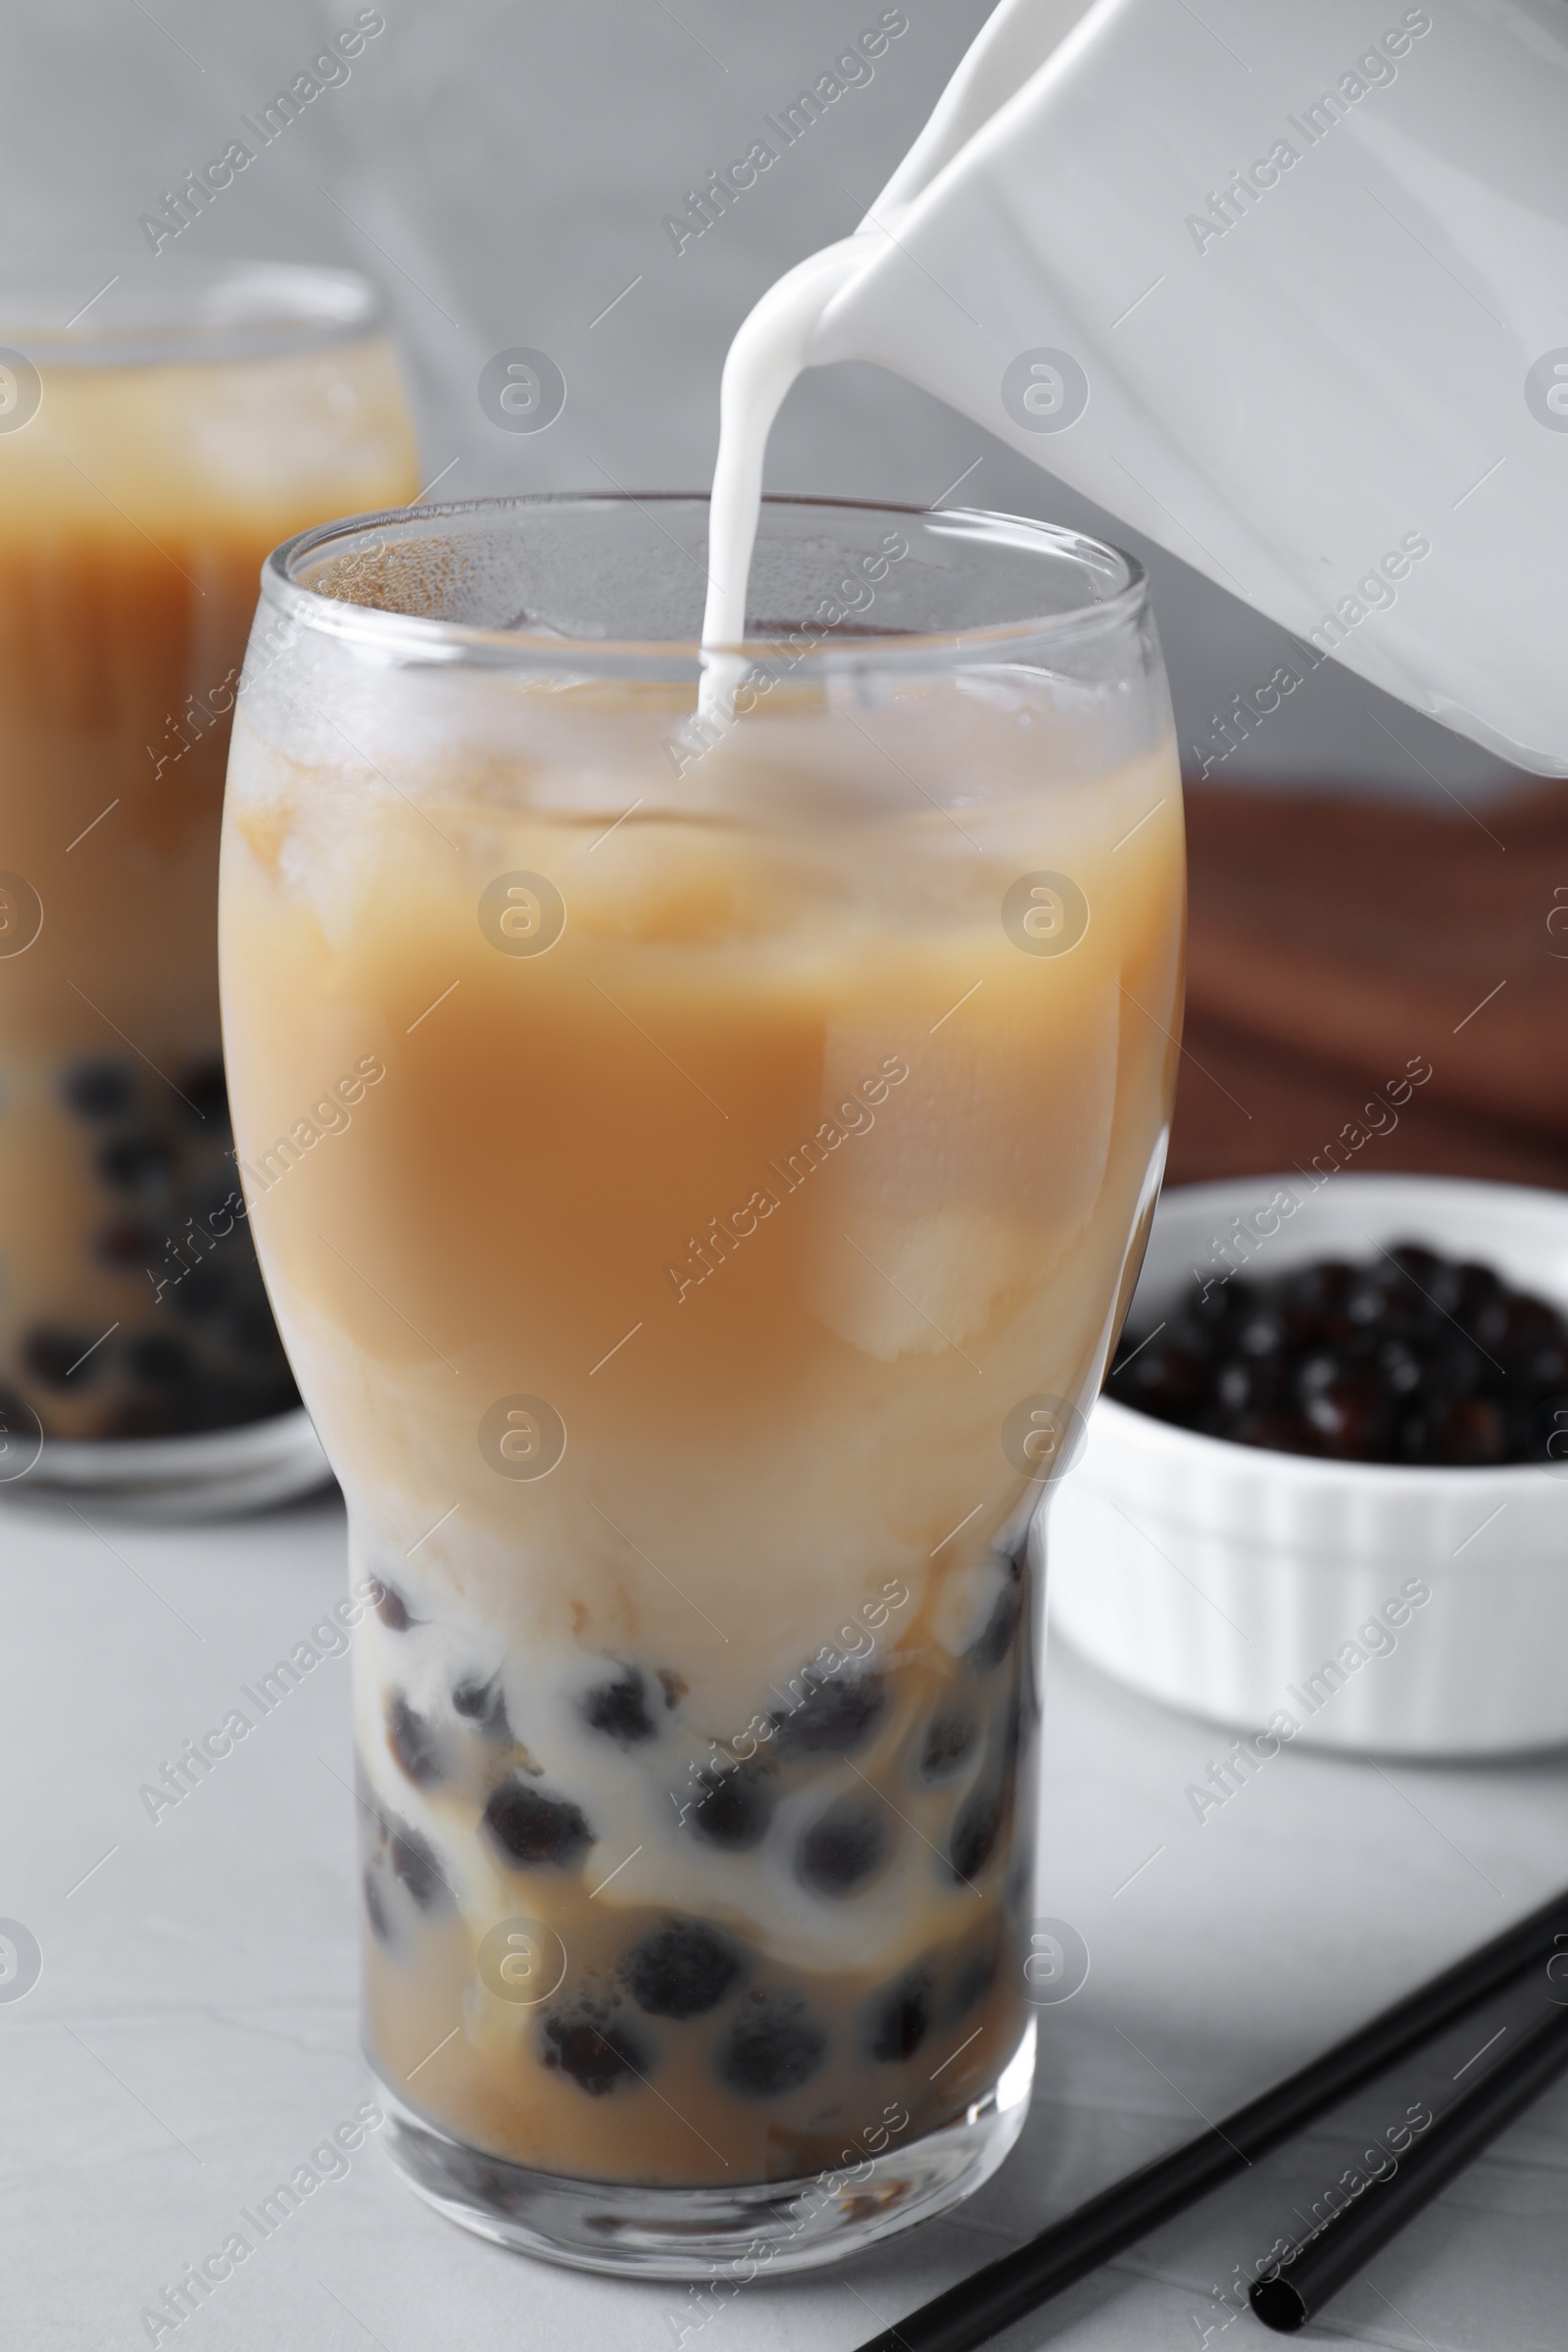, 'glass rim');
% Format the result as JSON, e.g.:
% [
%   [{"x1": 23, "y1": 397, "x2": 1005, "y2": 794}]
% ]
[
  {"x1": 0, "y1": 258, "x2": 386, "y2": 368},
  {"x1": 262, "y1": 492, "x2": 1151, "y2": 670}
]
